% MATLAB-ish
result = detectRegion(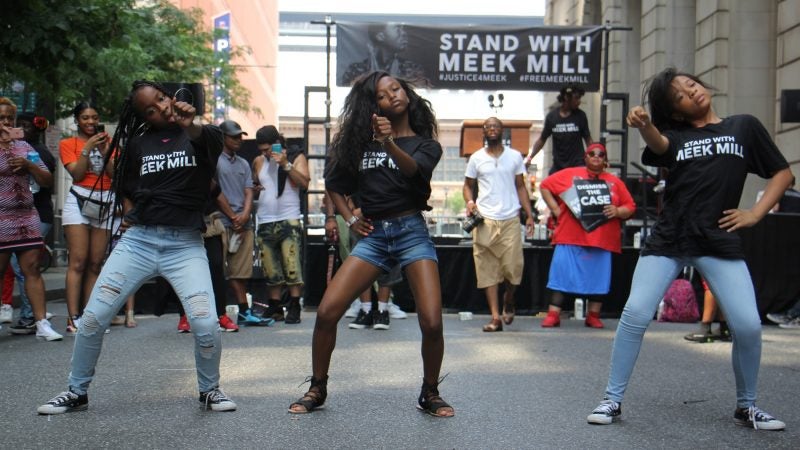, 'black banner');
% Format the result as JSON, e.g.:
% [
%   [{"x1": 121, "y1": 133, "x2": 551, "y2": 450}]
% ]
[{"x1": 336, "y1": 22, "x2": 602, "y2": 91}]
